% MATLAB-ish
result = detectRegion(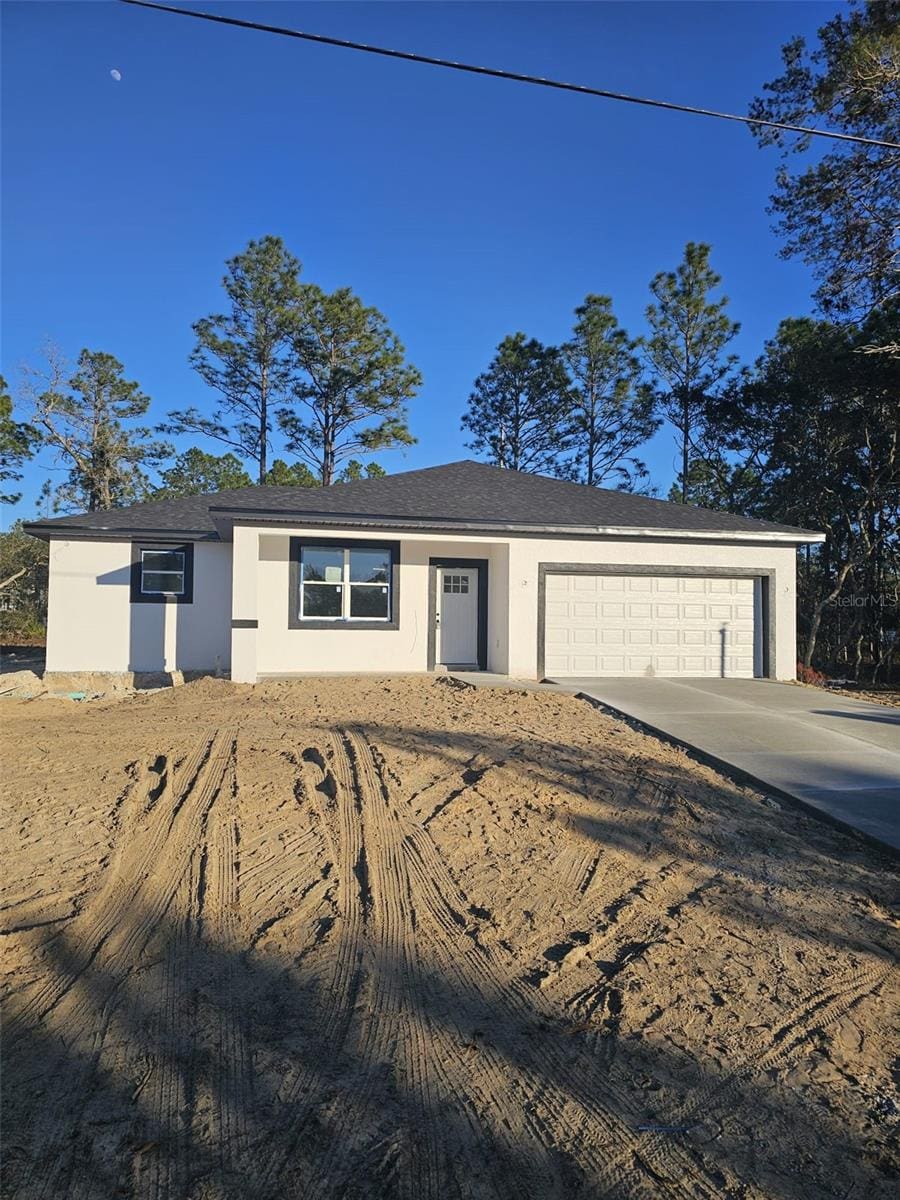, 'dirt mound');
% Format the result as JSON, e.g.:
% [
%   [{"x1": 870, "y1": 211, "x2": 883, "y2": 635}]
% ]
[
  {"x1": 1, "y1": 676, "x2": 897, "y2": 1199},
  {"x1": 0, "y1": 669, "x2": 45, "y2": 698}
]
